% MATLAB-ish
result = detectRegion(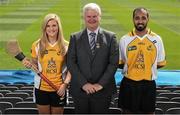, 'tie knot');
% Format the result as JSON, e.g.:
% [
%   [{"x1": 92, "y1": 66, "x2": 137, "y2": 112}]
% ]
[{"x1": 89, "y1": 32, "x2": 96, "y2": 37}]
